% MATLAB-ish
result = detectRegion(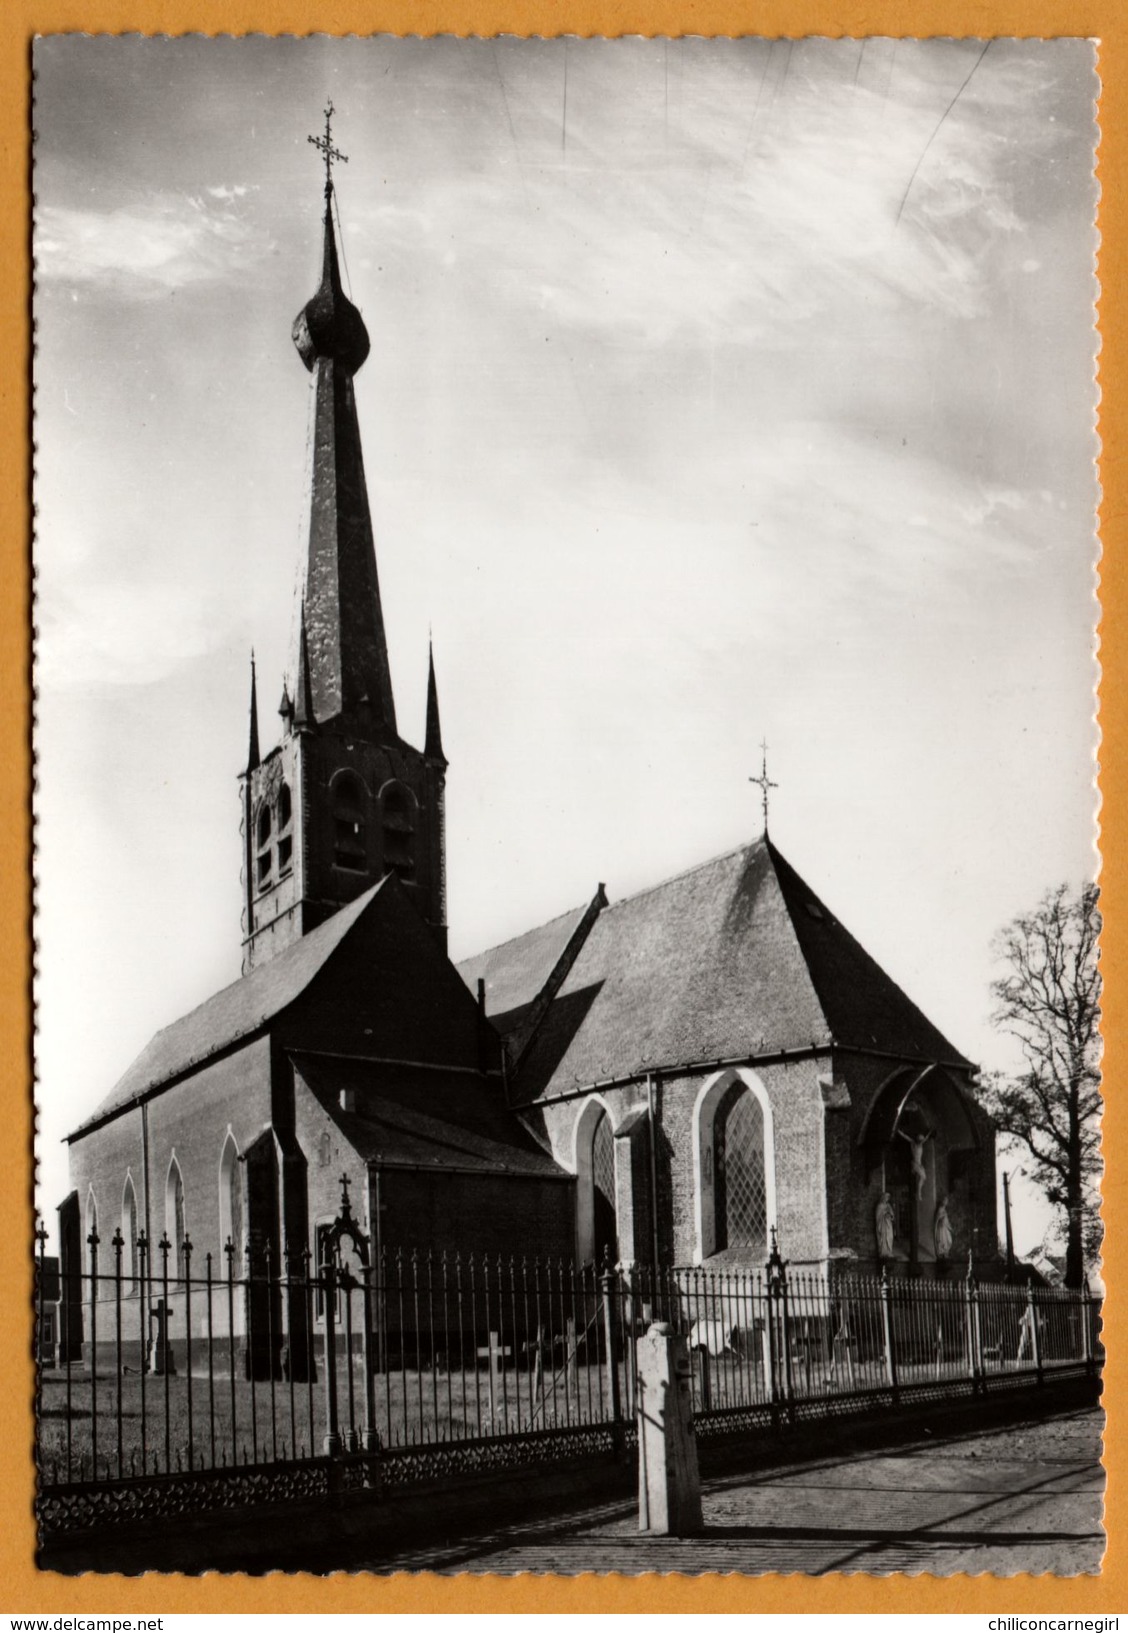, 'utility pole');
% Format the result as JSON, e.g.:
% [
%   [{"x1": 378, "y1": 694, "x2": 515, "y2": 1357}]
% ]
[{"x1": 1003, "y1": 1169, "x2": 1016, "y2": 1273}]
